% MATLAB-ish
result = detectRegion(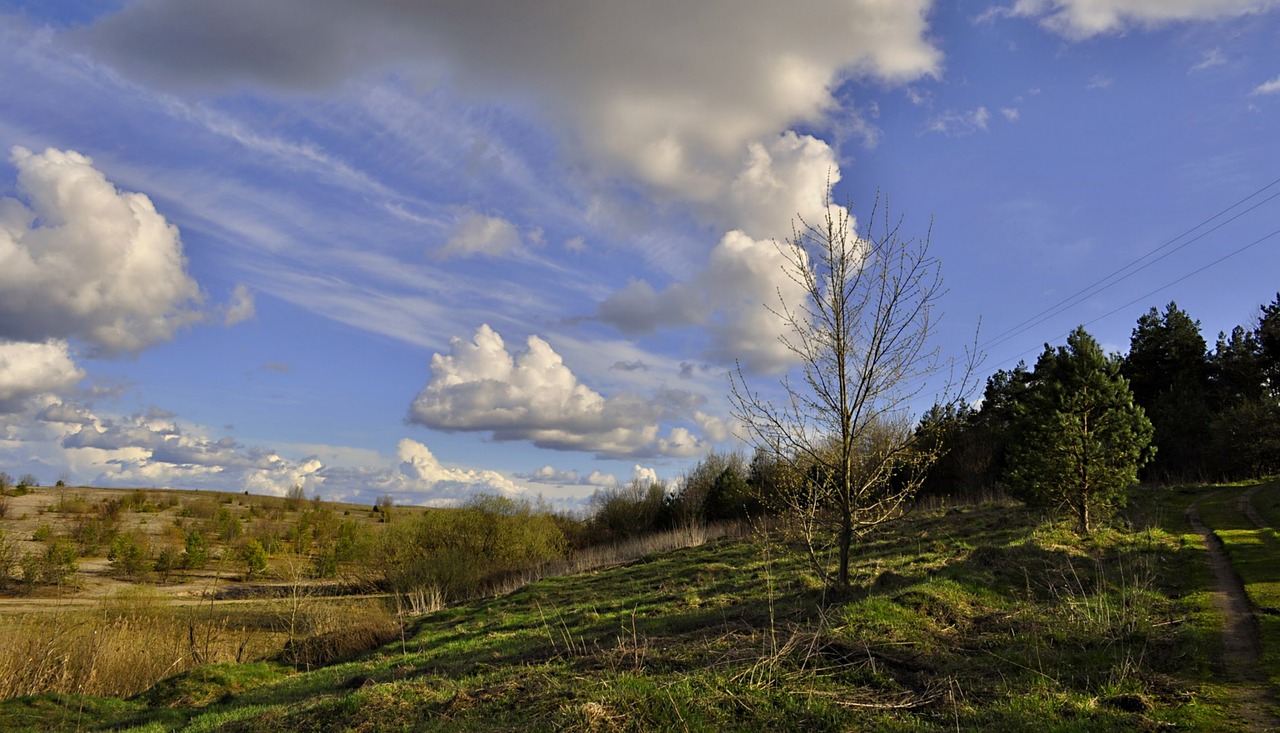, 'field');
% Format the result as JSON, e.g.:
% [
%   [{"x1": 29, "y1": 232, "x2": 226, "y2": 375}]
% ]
[{"x1": 0, "y1": 481, "x2": 1277, "y2": 731}]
